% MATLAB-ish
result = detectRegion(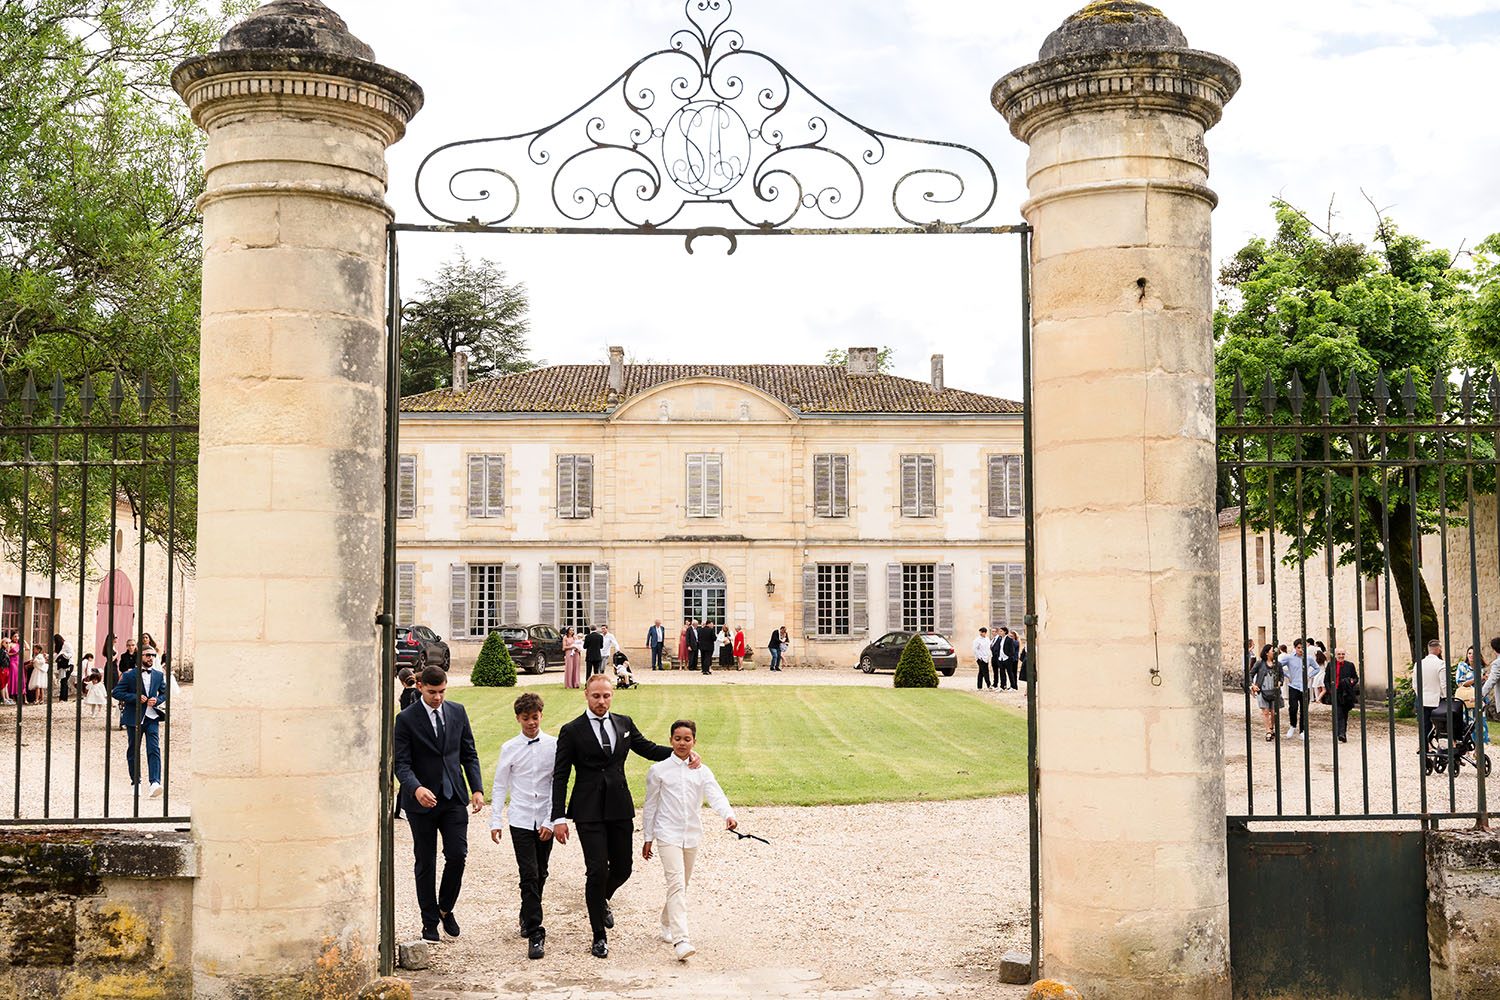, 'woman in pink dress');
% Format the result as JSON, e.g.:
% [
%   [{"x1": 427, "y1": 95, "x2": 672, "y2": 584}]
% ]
[
  {"x1": 0, "y1": 638, "x2": 12, "y2": 705},
  {"x1": 563, "y1": 627, "x2": 582, "y2": 689},
  {"x1": 7, "y1": 637, "x2": 20, "y2": 701}
]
